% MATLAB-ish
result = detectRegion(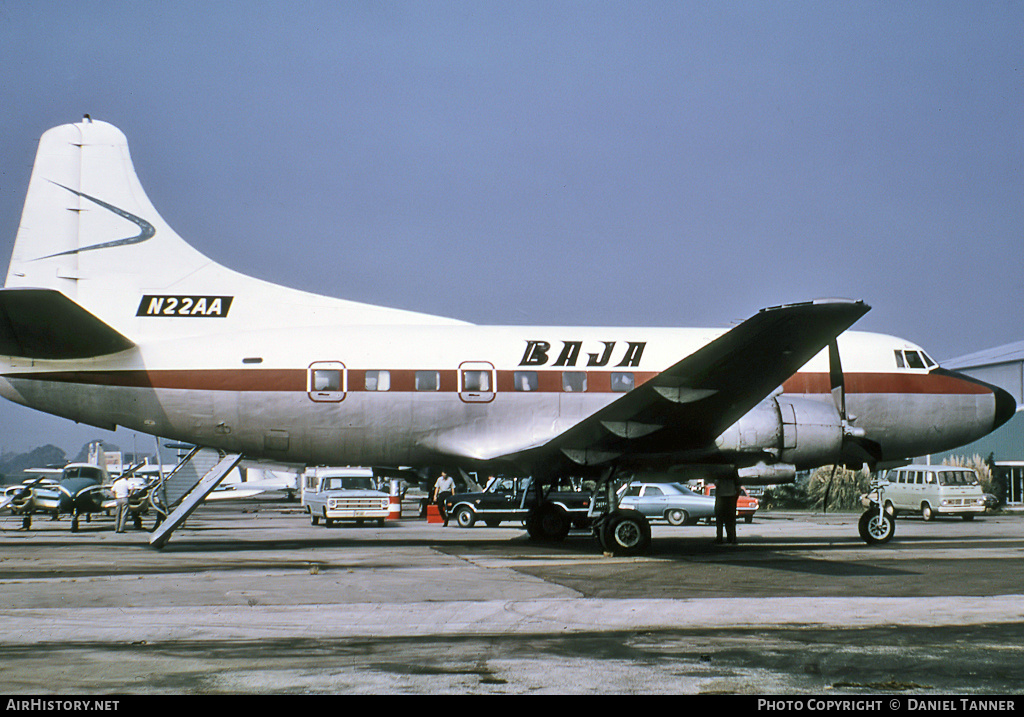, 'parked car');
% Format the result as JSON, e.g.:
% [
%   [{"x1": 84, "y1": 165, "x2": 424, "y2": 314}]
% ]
[
  {"x1": 616, "y1": 482, "x2": 716, "y2": 525},
  {"x1": 699, "y1": 484, "x2": 760, "y2": 523},
  {"x1": 443, "y1": 476, "x2": 591, "y2": 530}
]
